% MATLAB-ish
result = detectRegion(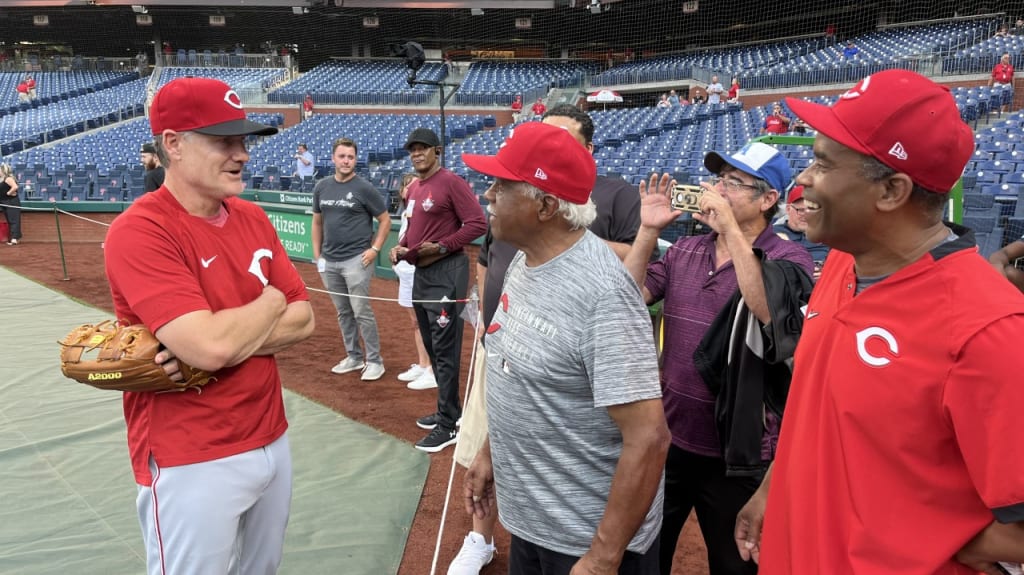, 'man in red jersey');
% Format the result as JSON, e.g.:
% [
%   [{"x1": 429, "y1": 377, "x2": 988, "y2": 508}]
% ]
[
  {"x1": 104, "y1": 77, "x2": 315, "y2": 575},
  {"x1": 510, "y1": 94, "x2": 523, "y2": 122},
  {"x1": 760, "y1": 103, "x2": 791, "y2": 135},
  {"x1": 531, "y1": 97, "x2": 547, "y2": 117},
  {"x1": 733, "y1": 69, "x2": 1024, "y2": 575}
]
